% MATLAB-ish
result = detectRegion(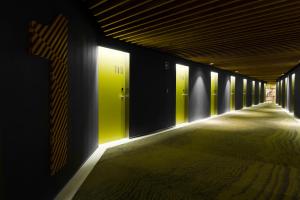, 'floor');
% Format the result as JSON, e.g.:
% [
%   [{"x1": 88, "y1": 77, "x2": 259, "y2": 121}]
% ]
[{"x1": 74, "y1": 104, "x2": 300, "y2": 200}]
